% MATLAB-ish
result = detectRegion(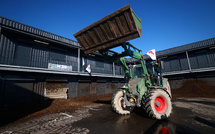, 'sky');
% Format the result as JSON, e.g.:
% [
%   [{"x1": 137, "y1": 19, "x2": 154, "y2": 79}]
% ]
[{"x1": 0, "y1": 0, "x2": 215, "y2": 54}]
